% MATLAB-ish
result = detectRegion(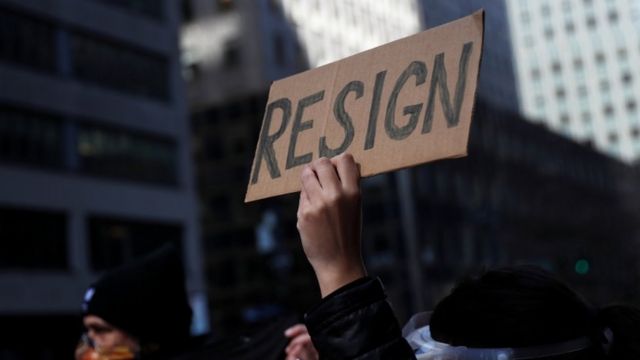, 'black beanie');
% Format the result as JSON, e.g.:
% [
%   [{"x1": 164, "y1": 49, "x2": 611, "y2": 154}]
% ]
[{"x1": 82, "y1": 245, "x2": 193, "y2": 347}]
